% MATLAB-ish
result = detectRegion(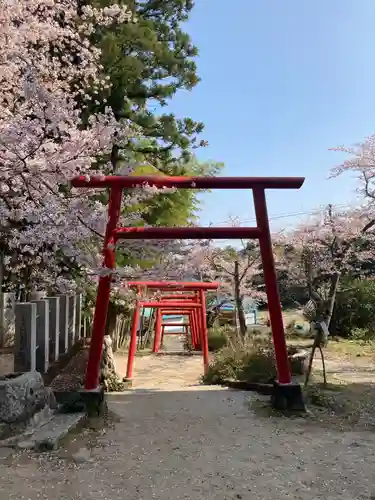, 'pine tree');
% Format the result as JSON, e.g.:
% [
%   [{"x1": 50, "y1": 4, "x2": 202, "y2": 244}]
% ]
[{"x1": 89, "y1": 0, "x2": 206, "y2": 169}]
